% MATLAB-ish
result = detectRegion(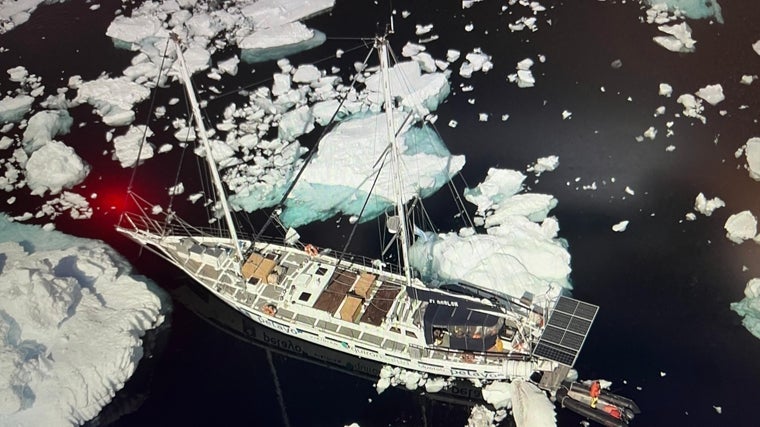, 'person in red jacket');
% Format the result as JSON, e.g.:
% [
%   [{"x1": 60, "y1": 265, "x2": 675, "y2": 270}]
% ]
[{"x1": 589, "y1": 380, "x2": 601, "y2": 408}]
